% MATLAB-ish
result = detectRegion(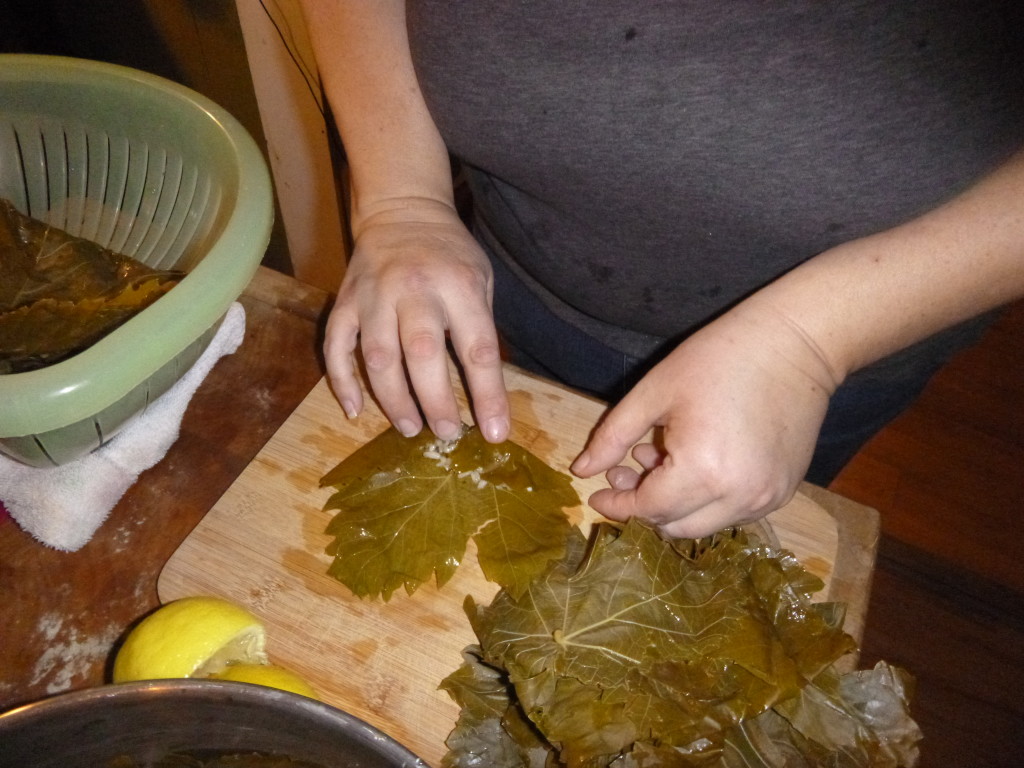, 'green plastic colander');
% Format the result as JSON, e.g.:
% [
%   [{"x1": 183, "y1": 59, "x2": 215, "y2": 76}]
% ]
[{"x1": 0, "y1": 55, "x2": 273, "y2": 467}]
